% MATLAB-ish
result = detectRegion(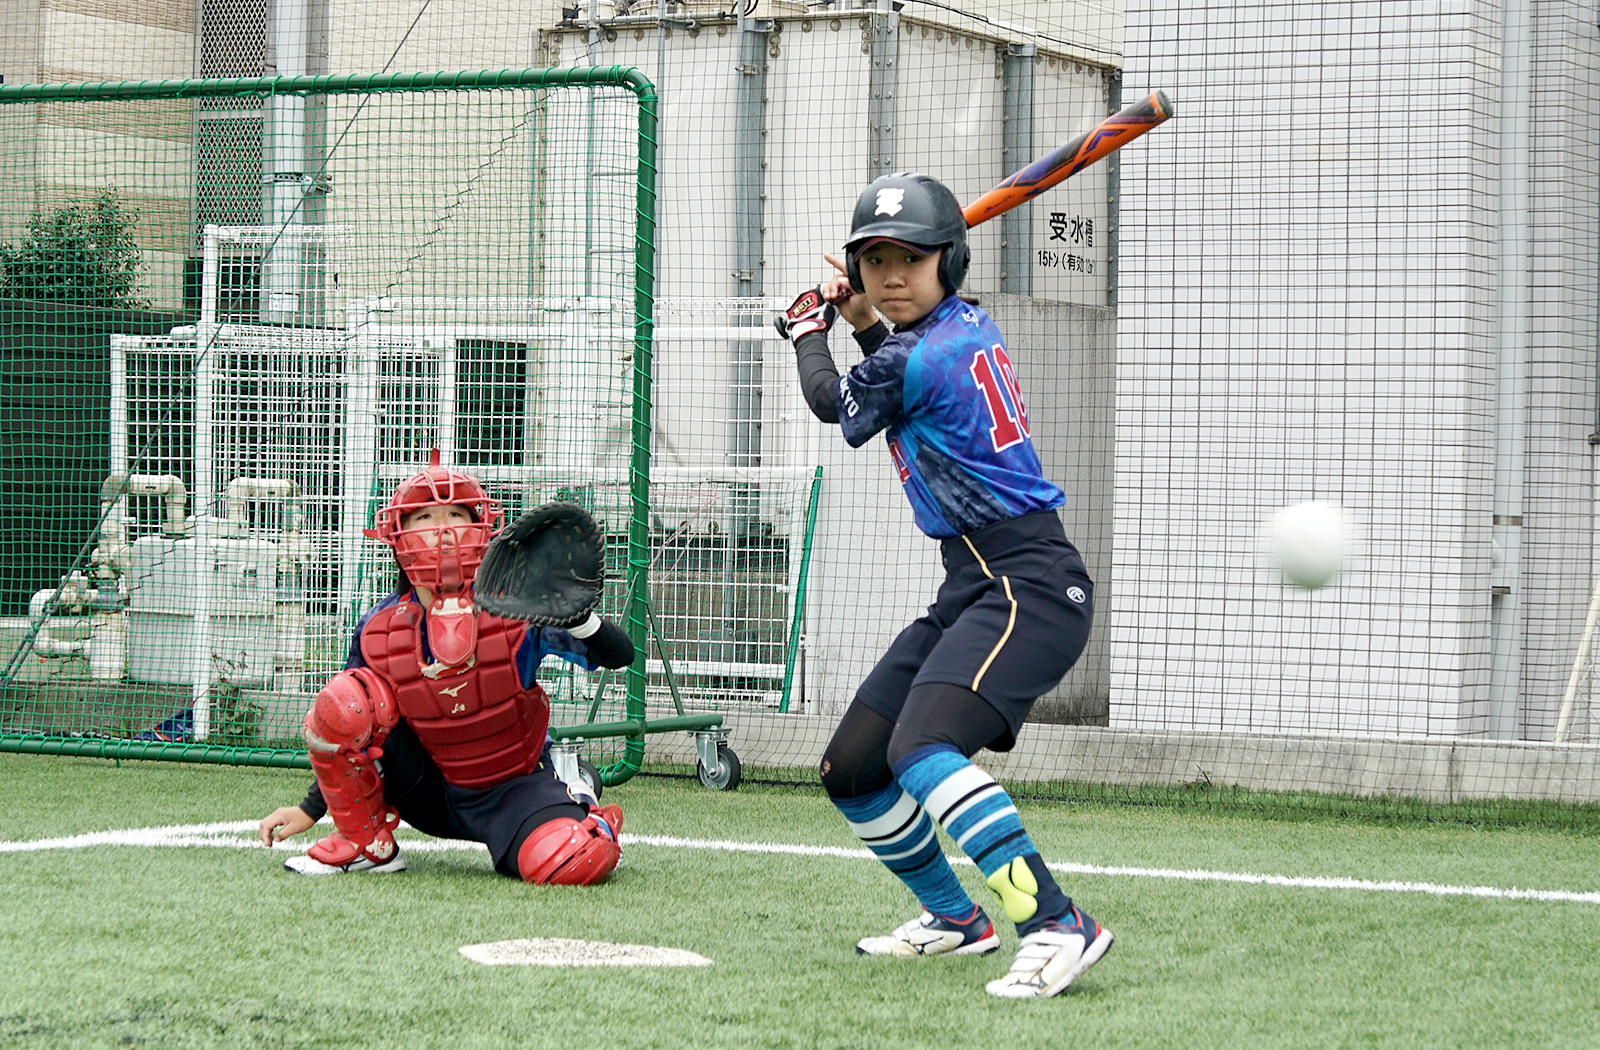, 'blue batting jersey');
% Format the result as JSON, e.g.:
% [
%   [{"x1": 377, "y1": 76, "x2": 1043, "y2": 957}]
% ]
[{"x1": 834, "y1": 294, "x2": 1065, "y2": 538}]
